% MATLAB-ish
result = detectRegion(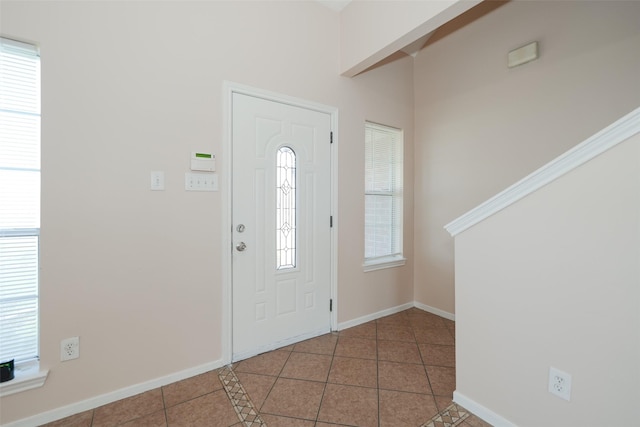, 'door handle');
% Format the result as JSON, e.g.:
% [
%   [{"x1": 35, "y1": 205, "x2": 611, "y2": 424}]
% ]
[{"x1": 236, "y1": 242, "x2": 247, "y2": 252}]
